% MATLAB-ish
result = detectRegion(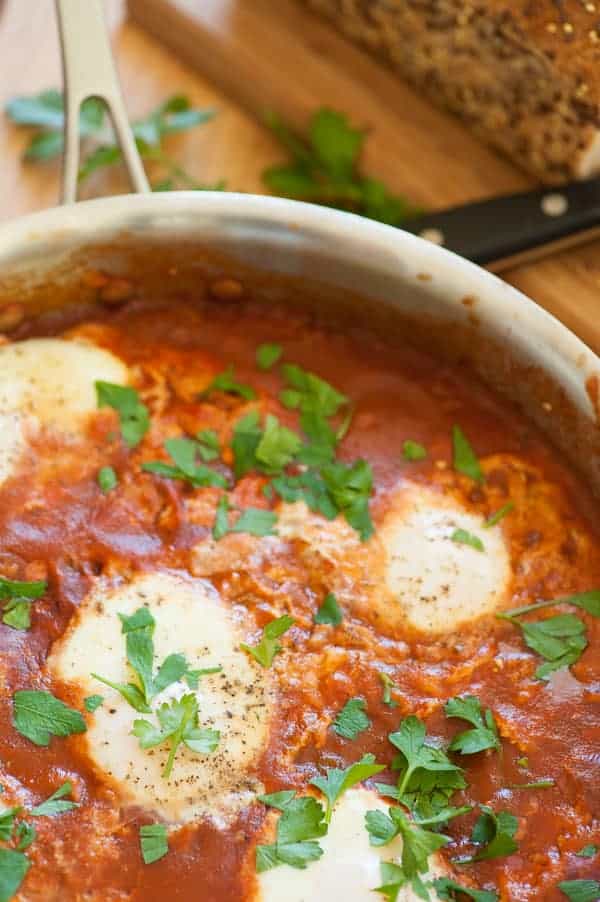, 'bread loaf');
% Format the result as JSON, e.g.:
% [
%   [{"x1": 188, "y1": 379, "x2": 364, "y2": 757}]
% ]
[{"x1": 299, "y1": 0, "x2": 600, "y2": 183}]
